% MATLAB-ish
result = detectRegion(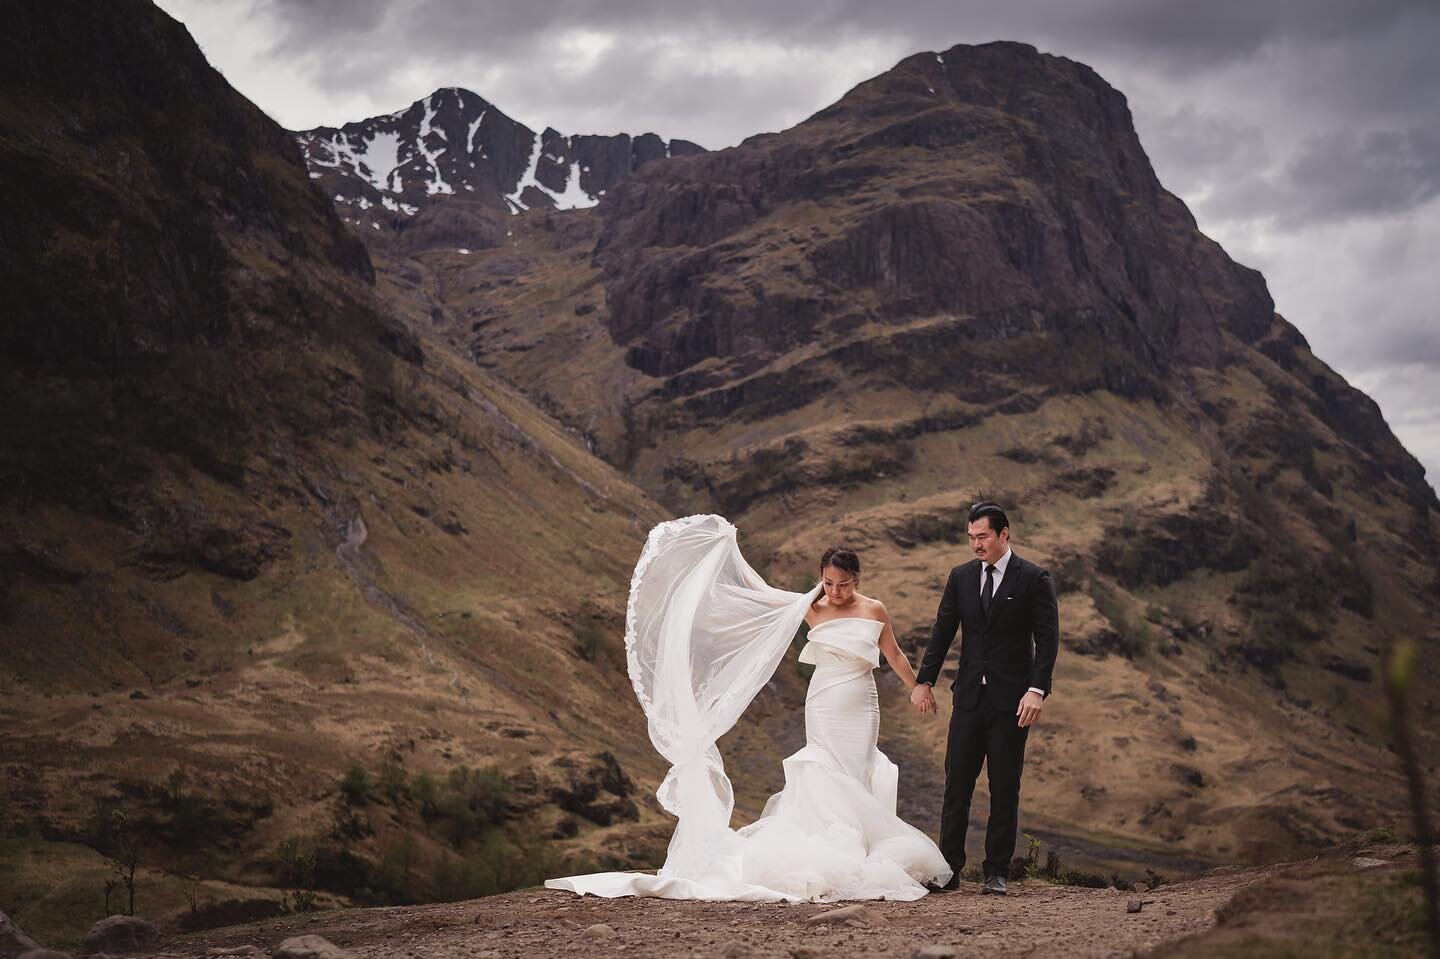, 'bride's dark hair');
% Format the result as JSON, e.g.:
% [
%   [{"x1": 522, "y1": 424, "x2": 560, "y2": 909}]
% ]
[
  {"x1": 820, "y1": 546, "x2": 861, "y2": 576},
  {"x1": 813, "y1": 546, "x2": 860, "y2": 605}
]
